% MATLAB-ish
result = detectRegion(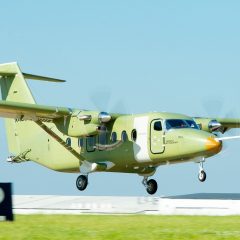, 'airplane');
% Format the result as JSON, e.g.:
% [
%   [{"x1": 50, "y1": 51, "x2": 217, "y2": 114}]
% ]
[{"x1": 1, "y1": 62, "x2": 240, "y2": 195}]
